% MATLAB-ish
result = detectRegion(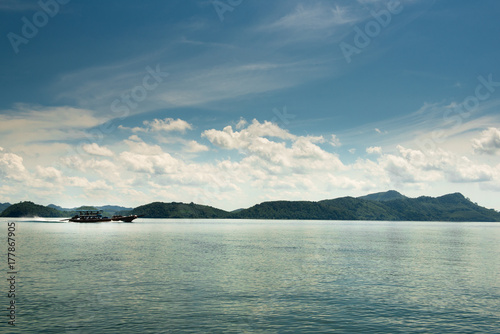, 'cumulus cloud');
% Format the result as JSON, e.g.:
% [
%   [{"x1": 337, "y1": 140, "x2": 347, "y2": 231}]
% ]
[
  {"x1": 82, "y1": 143, "x2": 114, "y2": 157},
  {"x1": 0, "y1": 151, "x2": 29, "y2": 182},
  {"x1": 35, "y1": 166, "x2": 63, "y2": 182},
  {"x1": 185, "y1": 140, "x2": 209, "y2": 153},
  {"x1": 202, "y1": 119, "x2": 296, "y2": 150},
  {"x1": 366, "y1": 146, "x2": 382, "y2": 154},
  {"x1": 122, "y1": 118, "x2": 193, "y2": 134},
  {"x1": 123, "y1": 138, "x2": 163, "y2": 155},
  {"x1": 203, "y1": 119, "x2": 343, "y2": 173},
  {"x1": 120, "y1": 139, "x2": 183, "y2": 175},
  {"x1": 472, "y1": 127, "x2": 500, "y2": 155},
  {"x1": 145, "y1": 118, "x2": 193, "y2": 133},
  {"x1": 364, "y1": 145, "x2": 496, "y2": 185}
]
